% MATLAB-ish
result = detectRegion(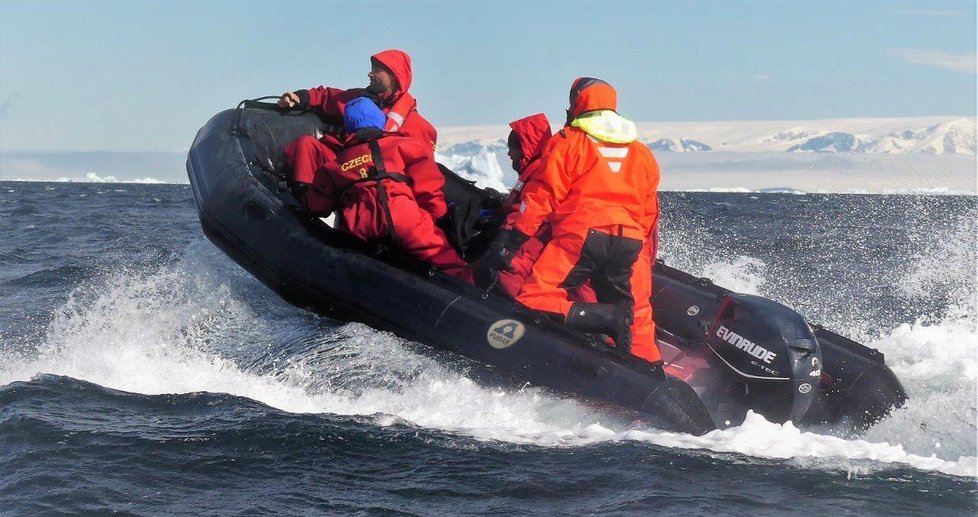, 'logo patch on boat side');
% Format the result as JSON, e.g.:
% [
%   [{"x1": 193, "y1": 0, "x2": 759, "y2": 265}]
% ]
[{"x1": 487, "y1": 319, "x2": 525, "y2": 349}]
